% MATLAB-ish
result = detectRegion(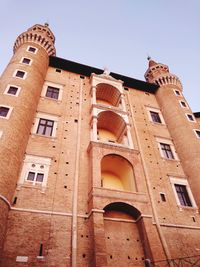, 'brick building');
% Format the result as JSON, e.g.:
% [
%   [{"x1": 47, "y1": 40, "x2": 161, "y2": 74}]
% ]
[{"x1": 0, "y1": 23, "x2": 200, "y2": 267}]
